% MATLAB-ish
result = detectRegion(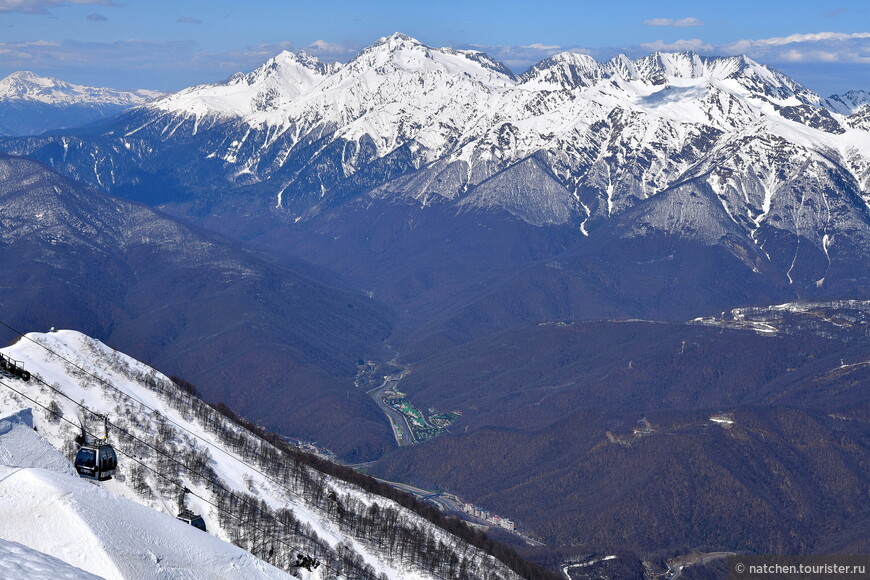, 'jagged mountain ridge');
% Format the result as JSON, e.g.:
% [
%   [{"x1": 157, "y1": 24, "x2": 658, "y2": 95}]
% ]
[
  {"x1": 1, "y1": 33, "x2": 869, "y2": 298},
  {"x1": 0, "y1": 71, "x2": 163, "y2": 136}
]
